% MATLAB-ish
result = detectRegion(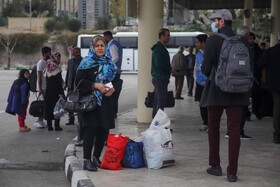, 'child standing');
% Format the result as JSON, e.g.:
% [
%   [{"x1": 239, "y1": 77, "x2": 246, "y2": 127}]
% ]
[{"x1": 6, "y1": 69, "x2": 31, "y2": 132}]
